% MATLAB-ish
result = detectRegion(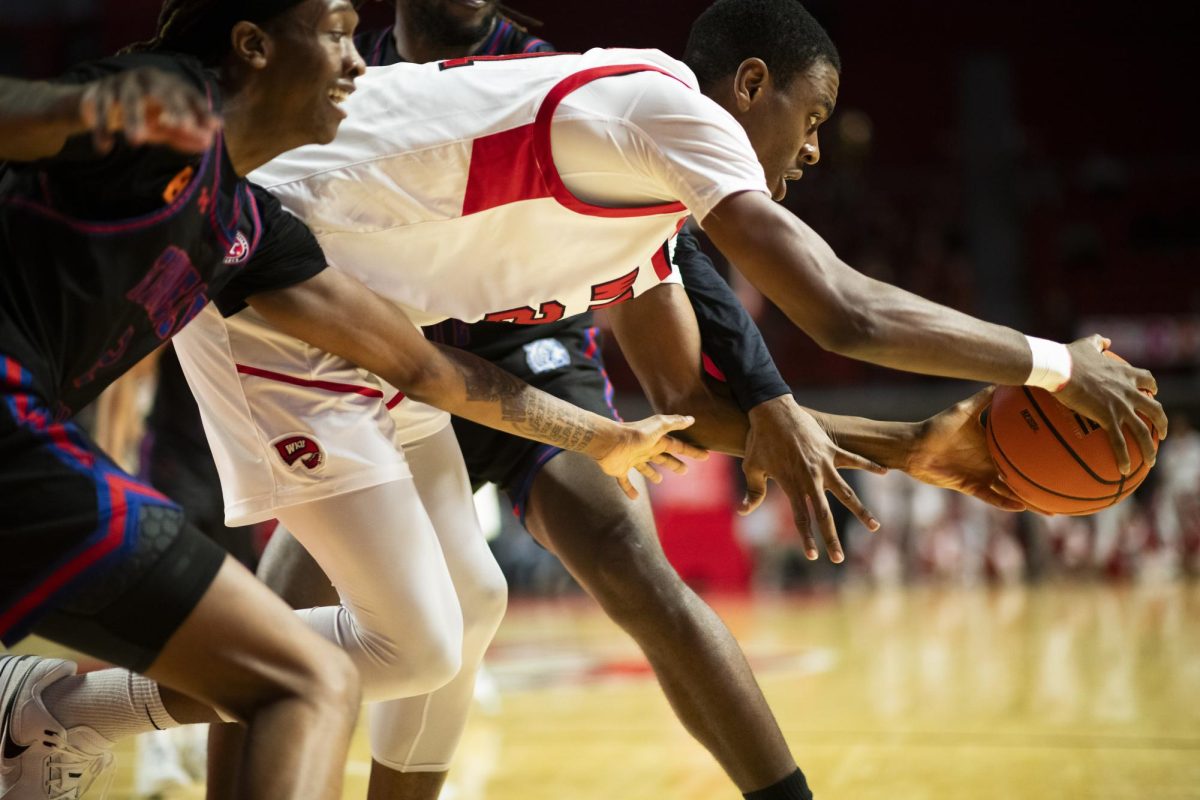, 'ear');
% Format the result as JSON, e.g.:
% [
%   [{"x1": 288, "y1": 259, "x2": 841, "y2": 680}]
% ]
[
  {"x1": 732, "y1": 58, "x2": 770, "y2": 112},
  {"x1": 229, "y1": 20, "x2": 271, "y2": 70}
]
